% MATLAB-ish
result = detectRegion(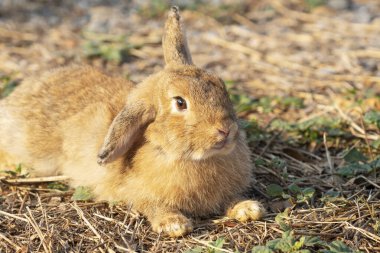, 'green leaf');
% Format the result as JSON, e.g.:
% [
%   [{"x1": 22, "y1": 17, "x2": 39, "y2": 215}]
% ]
[
  {"x1": 213, "y1": 237, "x2": 225, "y2": 249},
  {"x1": 254, "y1": 158, "x2": 267, "y2": 166},
  {"x1": 15, "y1": 164, "x2": 22, "y2": 174},
  {"x1": 296, "y1": 187, "x2": 315, "y2": 203},
  {"x1": 287, "y1": 184, "x2": 301, "y2": 193},
  {"x1": 372, "y1": 139, "x2": 380, "y2": 149},
  {"x1": 281, "y1": 192, "x2": 292, "y2": 199},
  {"x1": 251, "y1": 246, "x2": 274, "y2": 253},
  {"x1": 275, "y1": 209, "x2": 291, "y2": 231},
  {"x1": 293, "y1": 236, "x2": 305, "y2": 250},
  {"x1": 48, "y1": 182, "x2": 69, "y2": 191},
  {"x1": 271, "y1": 157, "x2": 287, "y2": 170},
  {"x1": 1, "y1": 78, "x2": 20, "y2": 98},
  {"x1": 265, "y1": 238, "x2": 282, "y2": 249},
  {"x1": 301, "y1": 187, "x2": 315, "y2": 198},
  {"x1": 305, "y1": 0, "x2": 326, "y2": 9},
  {"x1": 274, "y1": 239, "x2": 293, "y2": 252},
  {"x1": 320, "y1": 190, "x2": 343, "y2": 203},
  {"x1": 282, "y1": 230, "x2": 293, "y2": 239},
  {"x1": 72, "y1": 186, "x2": 94, "y2": 201},
  {"x1": 337, "y1": 163, "x2": 373, "y2": 177},
  {"x1": 281, "y1": 96, "x2": 304, "y2": 109},
  {"x1": 364, "y1": 110, "x2": 380, "y2": 128},
  {"x1": 267, "y1": 184, "x2": 284, "y2": 197},
  {"x1": 326, "y1": 240, "x2": 356, "y2": 253},
  {"x1": 1, "y1": 170, "x2": 18, "y2": 176},
  {"x1": 303, "y1": 236, "x2": 326, "y2": 247},
  {"x1": 343, "y1": 148, "x2": 368, "y2": 163},
  {"x1": 275, "y1": 209, "x2": 289, "y2": 222},
  {"x1": 269, "y1": 119, "x2": 293, "y2": 131}
]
